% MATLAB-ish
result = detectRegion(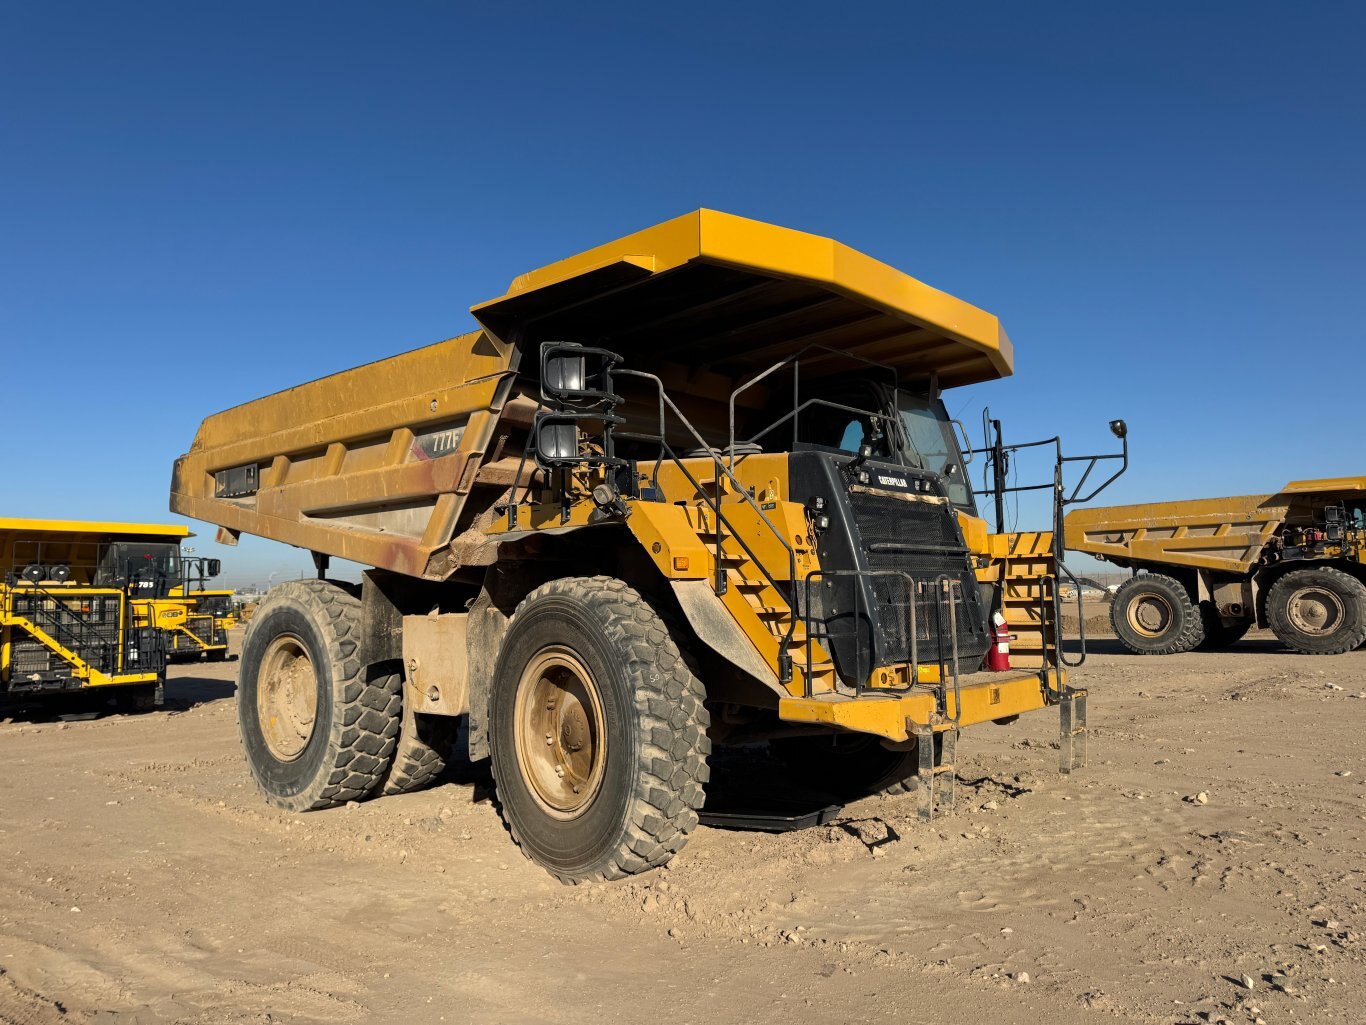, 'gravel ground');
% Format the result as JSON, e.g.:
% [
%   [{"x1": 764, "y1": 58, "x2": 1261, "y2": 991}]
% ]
[{"x1": 1, "y1": 626, "x2": 1362, "y2": 1024}]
